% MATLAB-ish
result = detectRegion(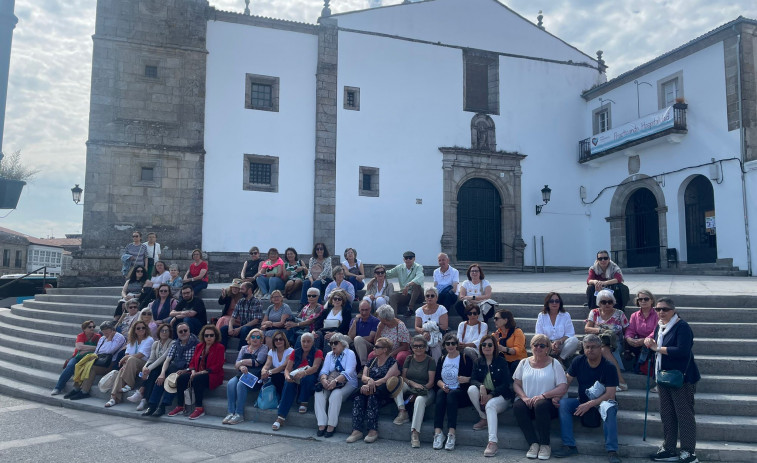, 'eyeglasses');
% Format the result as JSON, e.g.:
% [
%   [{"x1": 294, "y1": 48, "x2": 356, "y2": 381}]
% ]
[
  {"x1": 204, "y1": 333, "x2": 216, "y2": 338},
  {"x1": 654, "y1": 306, "x2": 673, "y2": 312},
  {"x1": 425, "y1": 294, "x2": 436, "y2": 298},
  {"x1": 274, "y1": 338, "x2": 284, "y2": 342},
  {"x1": 374, "y1": 345, "x2": 387, "y2": 350},
  {"x1": 177, "y1": 329, "x2": 188, "y2": 334},
  {"x1": 250, "y1": 252, "x2": 259, "y2": 255},
  {"x1": 532, "y1": 343, "x2": 548, "y2": 349},
  {"x1": 332, "y1": 297, "x2": 343, "y2": 302},
  {"x1": 468, "y1": 312, "x2": 480, "y2": 316},
  {"x1": 412, "y1": 345, "x2": 425, "y2": 349},
  {"x1": 492, "y1": 316, "x2": 502, "y2": 321},
  {"x1": 250, "y1": 335, "x2": 262, "y2": 339},
  {"x1": 316, "y1": 247, "x2": 324, "y2": 251},
  {"x1": 132, "y1": 235, "x2": 139, "y2": 238},
  {"x1": 548, "y1": 299, "x2": 561, "y2": 304},
  {"x1": 142, "y1": 313, "x2": 152, "y2": 317},
  {"x1": 86, "y1": 325, "x2": 95, "y2": 329},
  {"x1": 597, "y1": 256, "x2": 610, "y2": 261},
  {"x1": 159, "y1": 289, "x2": 169, "y2": 293},
  {"x1": 128, "y1": 305, "x2": 139, "y2": 309},
  {"x1": 583, "y1": 344, "x2": 600, "y2": 350},
  {"x1": 599, "y1": 300, "x2": 614, "y2": 305},
  {"x1": 160, "y1": 329, "x2": 170, "y2": 333},
  {"x1": 444, "y1": 341, "x2": 458, "y2": 346},
  {"x1": 637, "y1": 297, "x2": 651, "y2": 302},
  {"x1": 307, "y1": 294, "x2": 318, "y2": 298},
  {"x1": 481, "y1": 342, "x2": 494, "y2": 348},
  {"x1": 374, "y1": 270, "x2": 385, "y2": 275},
  {"x1": 135, "y1": 327, "x2": 146, "y2": 331},
  {"x1": 329, "y1": 341, "x2": 341, "y2": 346},
  {"x1": 404, "y1": 256, "x2": 414, "y2": 260}
]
